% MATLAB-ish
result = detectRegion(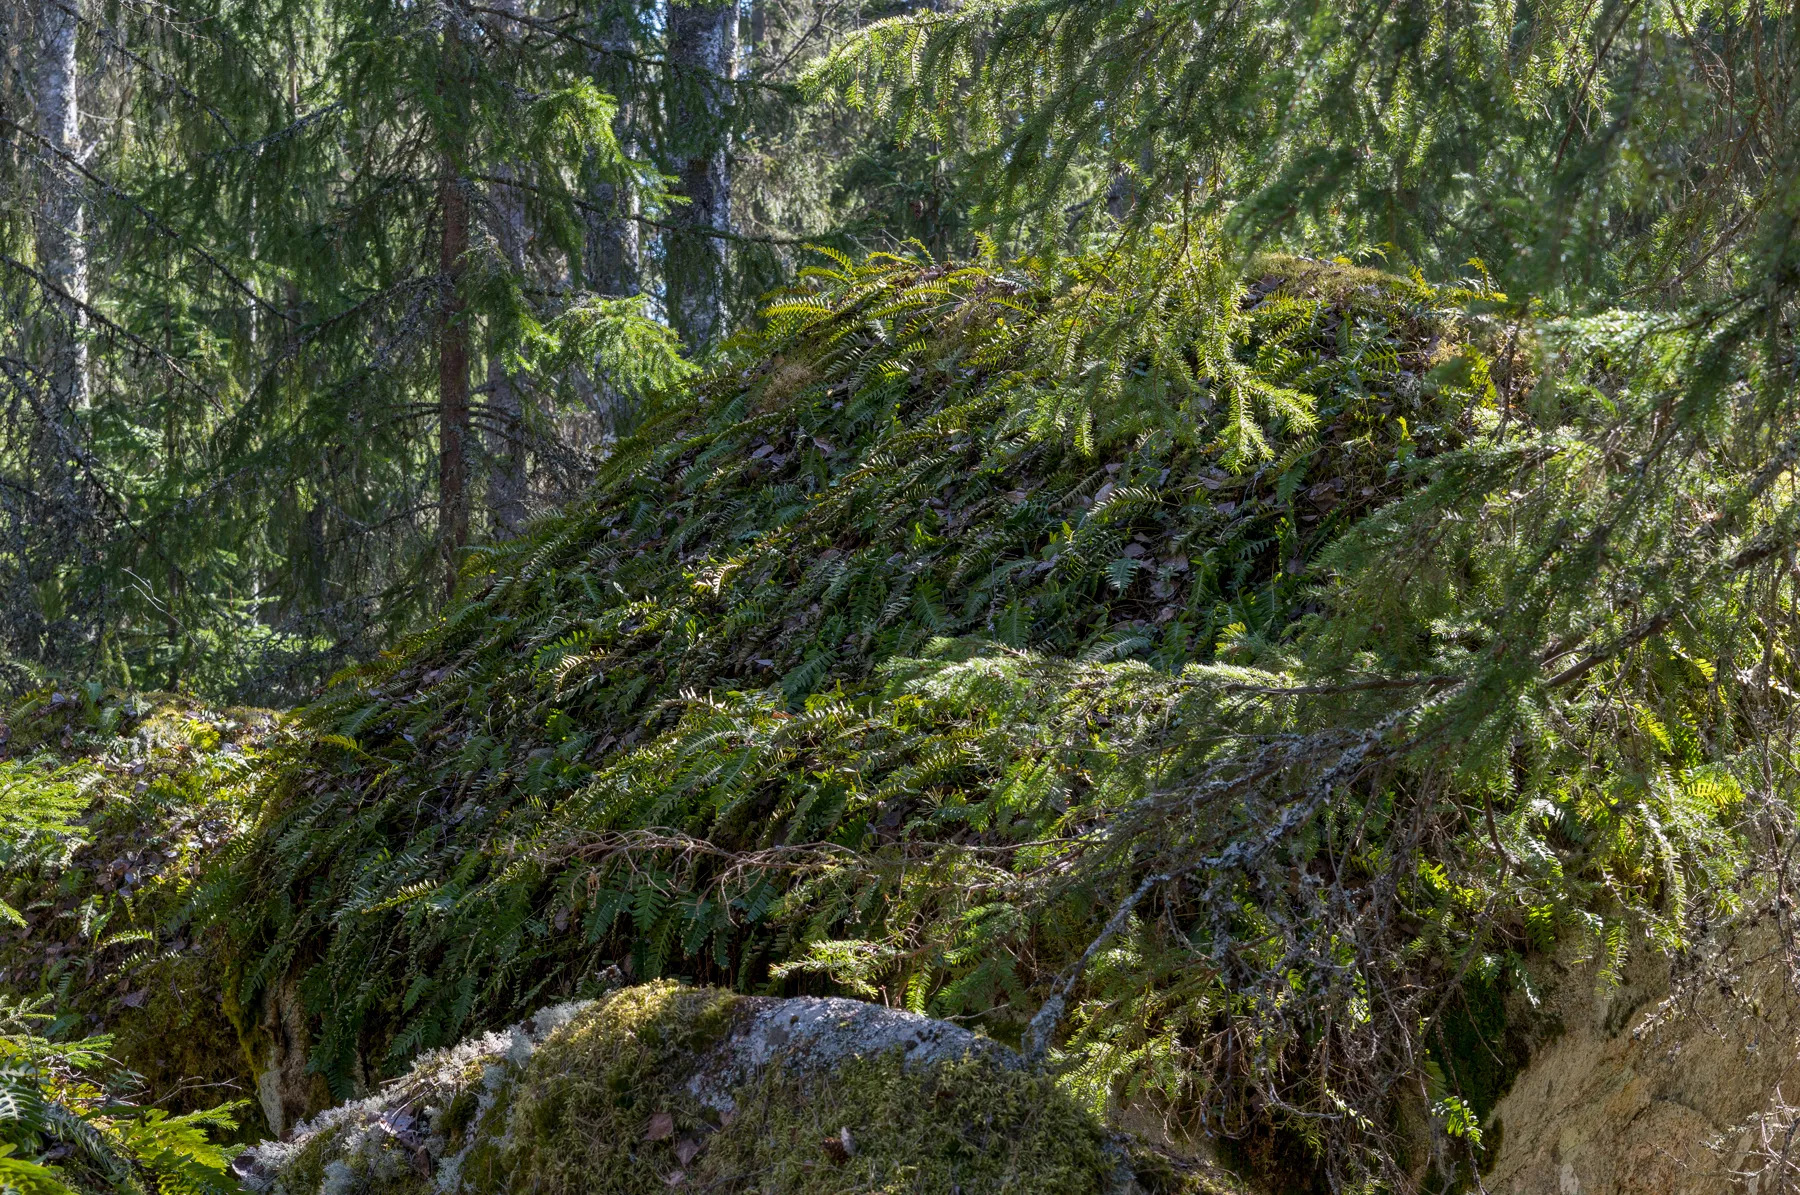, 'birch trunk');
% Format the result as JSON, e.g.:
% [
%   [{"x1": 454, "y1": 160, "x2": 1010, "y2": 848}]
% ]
[
  {"x1": 35, "y1": 0, "x2": 88, "y2": 413},
  {"x1": 664, "y1": 0, "x2": 737, "y2": 350}
]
